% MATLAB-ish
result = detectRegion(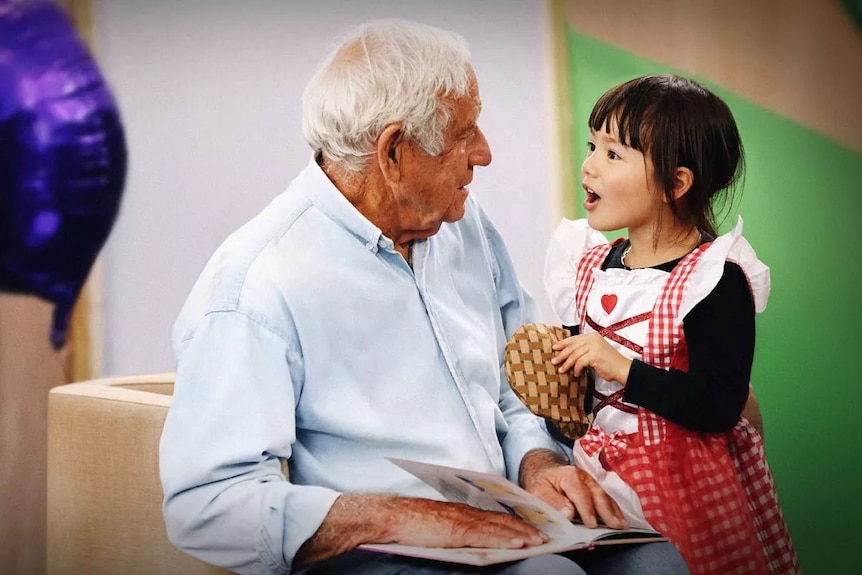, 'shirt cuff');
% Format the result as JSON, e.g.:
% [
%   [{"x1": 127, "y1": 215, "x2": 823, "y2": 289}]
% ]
[{"x1": 256, "y1": 484, "x2": 341, "y2": 572}]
